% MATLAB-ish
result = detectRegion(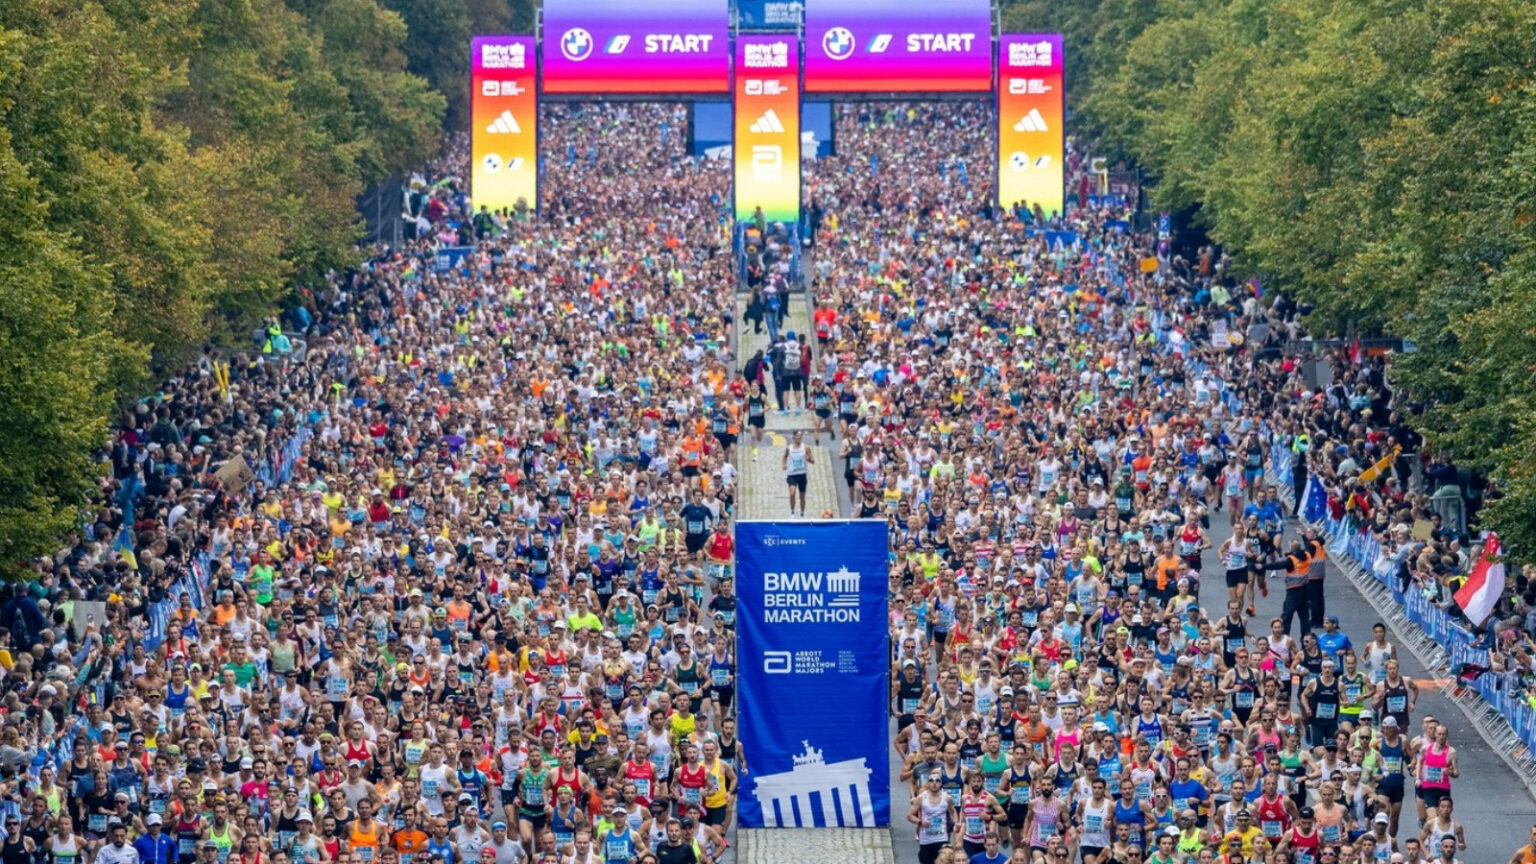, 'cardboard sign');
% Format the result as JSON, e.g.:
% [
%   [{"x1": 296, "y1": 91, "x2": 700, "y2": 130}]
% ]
[{"x1": 214, "y1": 454, "x2": 255, "y2": 491}]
